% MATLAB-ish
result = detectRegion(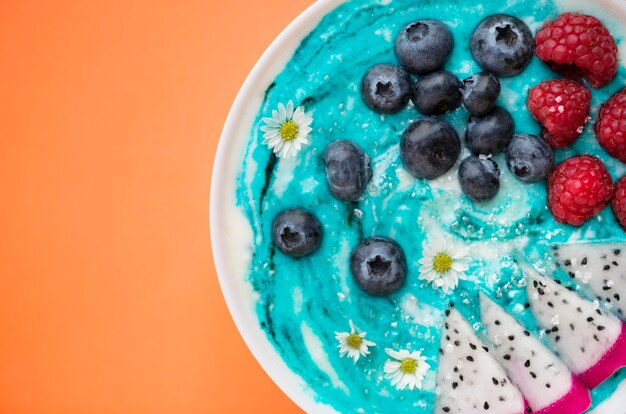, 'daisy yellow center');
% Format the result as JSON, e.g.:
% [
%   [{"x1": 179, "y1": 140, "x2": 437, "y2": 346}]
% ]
[
  {"x1": 400, "y1": 358, "x2": 417, "y2": 374},
  {"x1": 279, "y1": 120, "x2": 299, "y2": 141},
  {"x1": 433, "y1": 252, "x2": 453, "y2": 274},
  {"x1": 346, "y1": 333, "x2": 363, "y2": 349}
]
